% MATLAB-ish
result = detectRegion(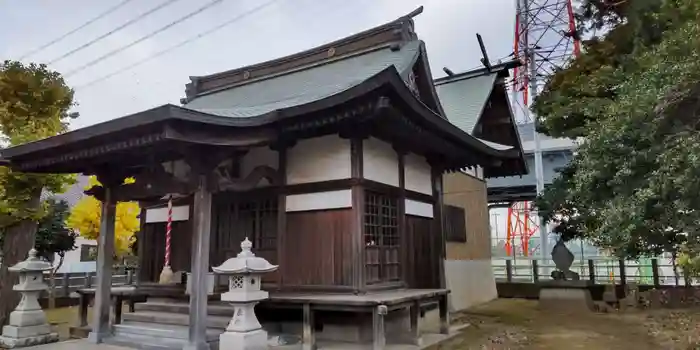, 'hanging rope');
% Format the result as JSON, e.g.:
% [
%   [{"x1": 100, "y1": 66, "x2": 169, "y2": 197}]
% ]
[
  {"x1": 165, "y1": 194, "x2": 173, "y2": 268},
  {"x1": 158, "y1": 194, "x2": 175, "y2": 284}
]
